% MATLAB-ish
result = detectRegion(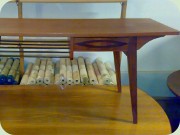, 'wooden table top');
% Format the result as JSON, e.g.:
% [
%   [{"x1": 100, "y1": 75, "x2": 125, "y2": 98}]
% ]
[
  {"x1": 0, "y1": 85, "x2": 171, "y2": 135},
  {"x1": 0, "y1": 18, "x2": 178, "y2": 37},
  {"x1": 167, "y1": 70, "x2": 180, "y2": 96}
]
